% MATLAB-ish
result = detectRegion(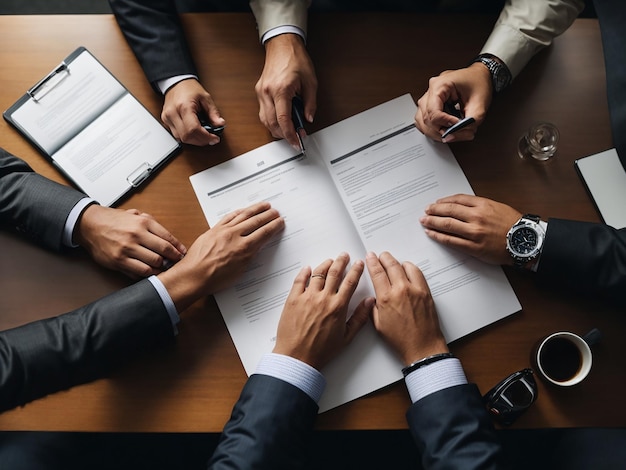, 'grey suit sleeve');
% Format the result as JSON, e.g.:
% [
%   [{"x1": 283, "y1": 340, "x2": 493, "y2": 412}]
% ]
[
  {"x1": 537, "y1": 219, "x2": 626, "y2": 305},
  {"x1": 109, "y1": 0, "x2": 198, "y2": 90},
  {"x1": 0, "y1": 148, "x2": 87, "y2": 251},
  {"x1": 0, "y1": 279, "x2": 174, "y2": 413},
  {"x1": 407, "y1": 384, "x2": 502, "y2": 470},
  {"x1": 208, "y1": 374, "x2": 318, "y2": 470}
]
